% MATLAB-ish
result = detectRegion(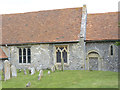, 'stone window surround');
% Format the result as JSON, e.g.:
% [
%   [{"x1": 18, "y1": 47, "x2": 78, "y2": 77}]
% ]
[
  {"x1": 86, "y1": 50, "x2": 103, "y2": 71},
  {"x1": 17, "y1": 46, "x2": 31, "y2": 65},
  {"x1": 54, "y1": 44, "x2": 69, "y2": 66}
]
